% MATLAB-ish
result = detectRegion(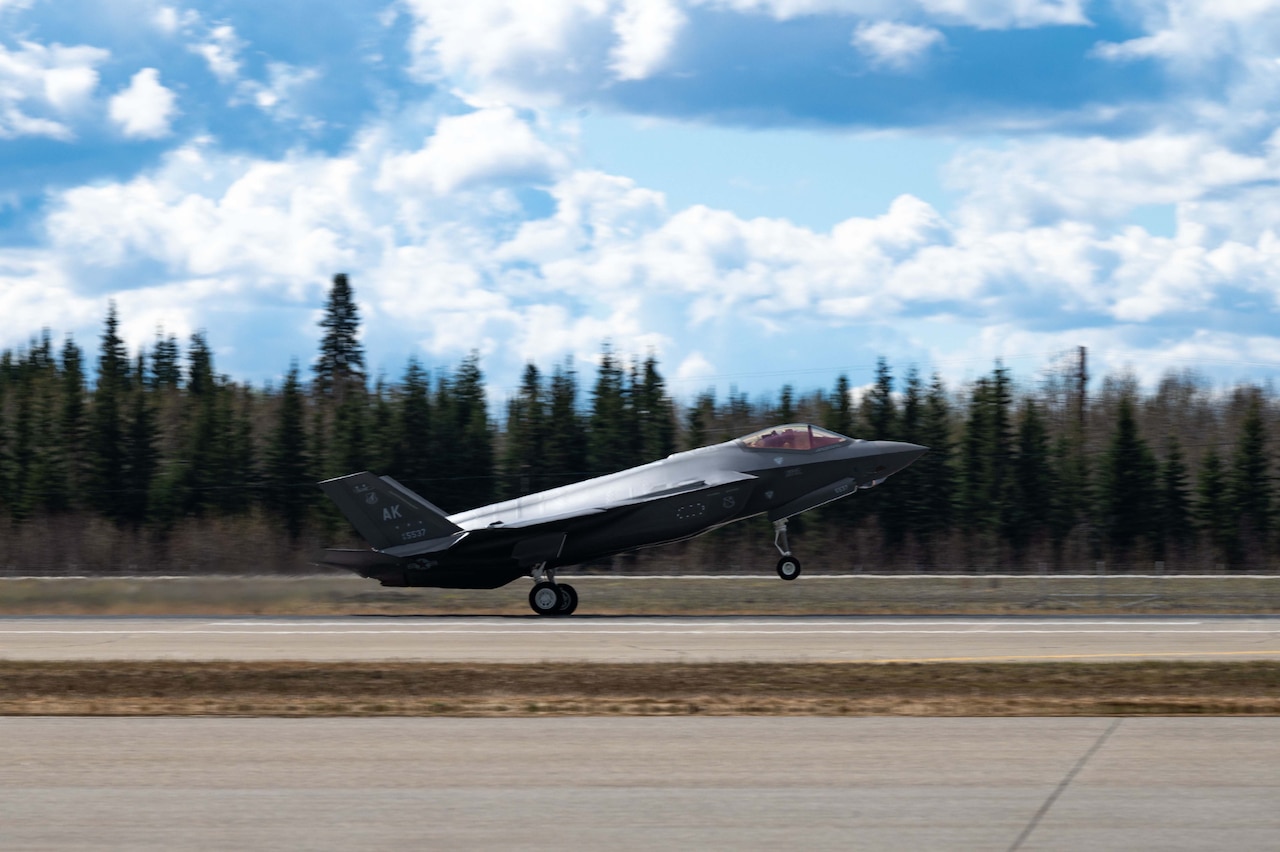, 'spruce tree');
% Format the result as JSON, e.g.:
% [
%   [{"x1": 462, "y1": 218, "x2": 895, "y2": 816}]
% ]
[
  {"x1": 1157, "y1": 437, "x2": 1192, "y2": 562},
  {"x1": 1229, "y1": 394, "x2": 1271, "y2": 562},
  {"x1": 634, "y1": 355, "x2": 676, "y2": 462},
  {"x1": 501, "y1": 363, "x2": 546, "y2": 498},
  {"x1": 1099, "y1": 396, "x2": 1158, "y2": 560},
  {"x1": 88, "y1": 304, "x2": 129, "y2": 520},
  {"x1": 828, "y1": 374, "x2": 854, "y2": 437},
  {"x1": 266, "y1": 364, "x2": 310, "y2": 539},
  {"x1": 314, "y1": 273, "x2": 365, "y2": 399},
  {"x1": 120, "y1": 389, "x2": 157, "y2": 528},
  {"x1": 390, "y1": 358, "x2": 433, "y2": 492},
  {"x1": 1196, "y1": 448, "x2": 1234, "y2": 566},
  {"x1": 545, "y1": 361, "x2": 587, "y2": 489},
  {"x1": 588, "y1": 346, "x2": 631, "y2": 475},
  {"x1": 59, "y1": 336, "x2": 87, "y2": 509},
  {"x1": 450, "y1": 353, "x2": 494, "y2": 509},
  {"x1": 1003, "y1": 400, "x2": 1053, "y2": 561},
  {"x1": 912, "y1": 373, "x2": 954, "y2": 562}
]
